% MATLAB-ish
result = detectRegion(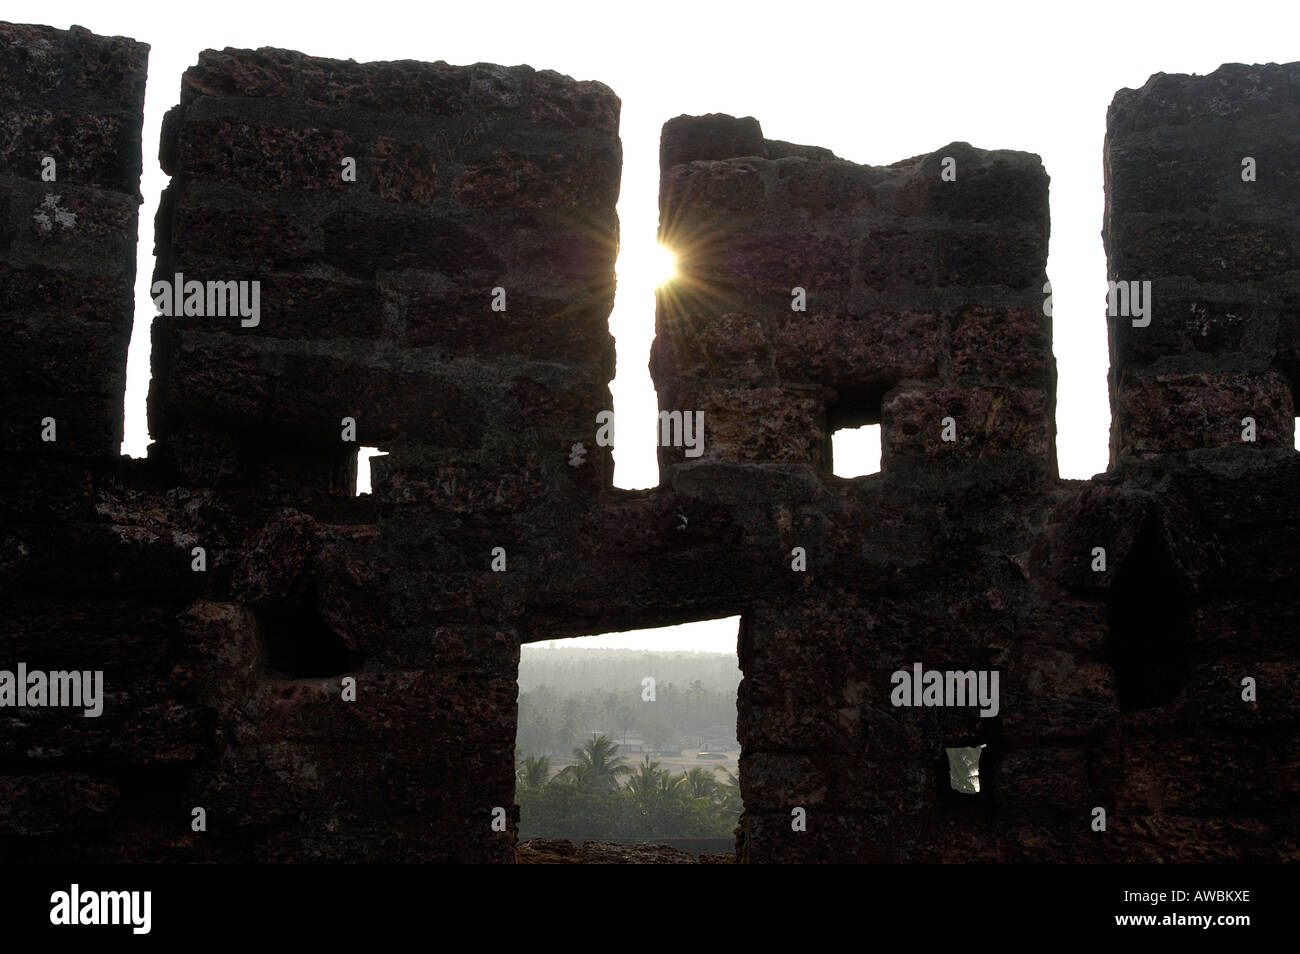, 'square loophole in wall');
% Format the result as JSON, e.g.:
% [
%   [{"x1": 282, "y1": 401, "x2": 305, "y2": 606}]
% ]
[
  {"x1": 827, "y1": 386, "x2": 883, "y2": 477},
  {"x1": 831, "y1": 424, "x2": 881, "y2": 477},
  {"x1": 355, "y1": 446, "x2": 388, "y2": 495},
  {"x1": 946, "y1": 744, "x2": 986, "y2": 794},
  {"x1": 937, "y1": 725, "x2": 999, "y2": 822}
]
